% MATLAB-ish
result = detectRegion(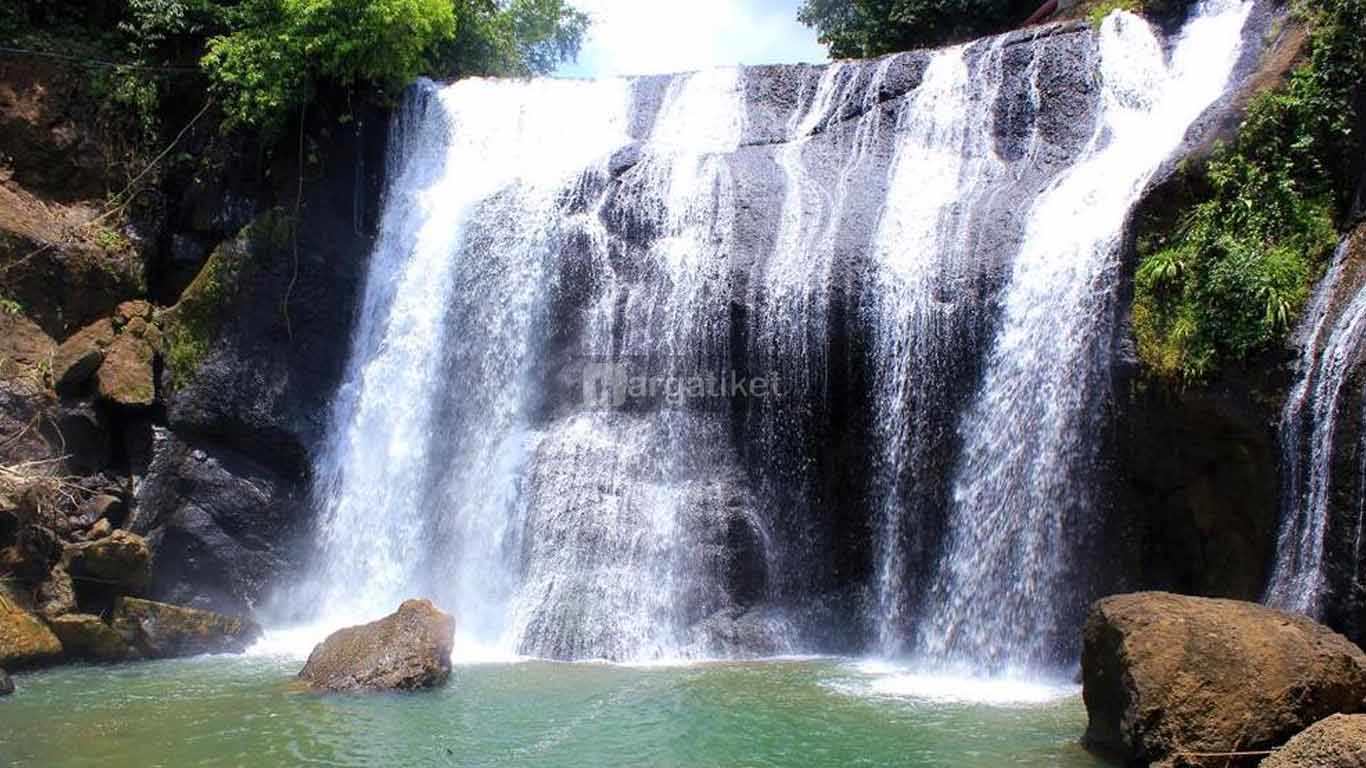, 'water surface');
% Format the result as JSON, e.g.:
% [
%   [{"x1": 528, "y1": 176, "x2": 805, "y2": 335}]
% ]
[{"x1": 0, "y1": 657, "x2": 1103, "y2": 767}]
